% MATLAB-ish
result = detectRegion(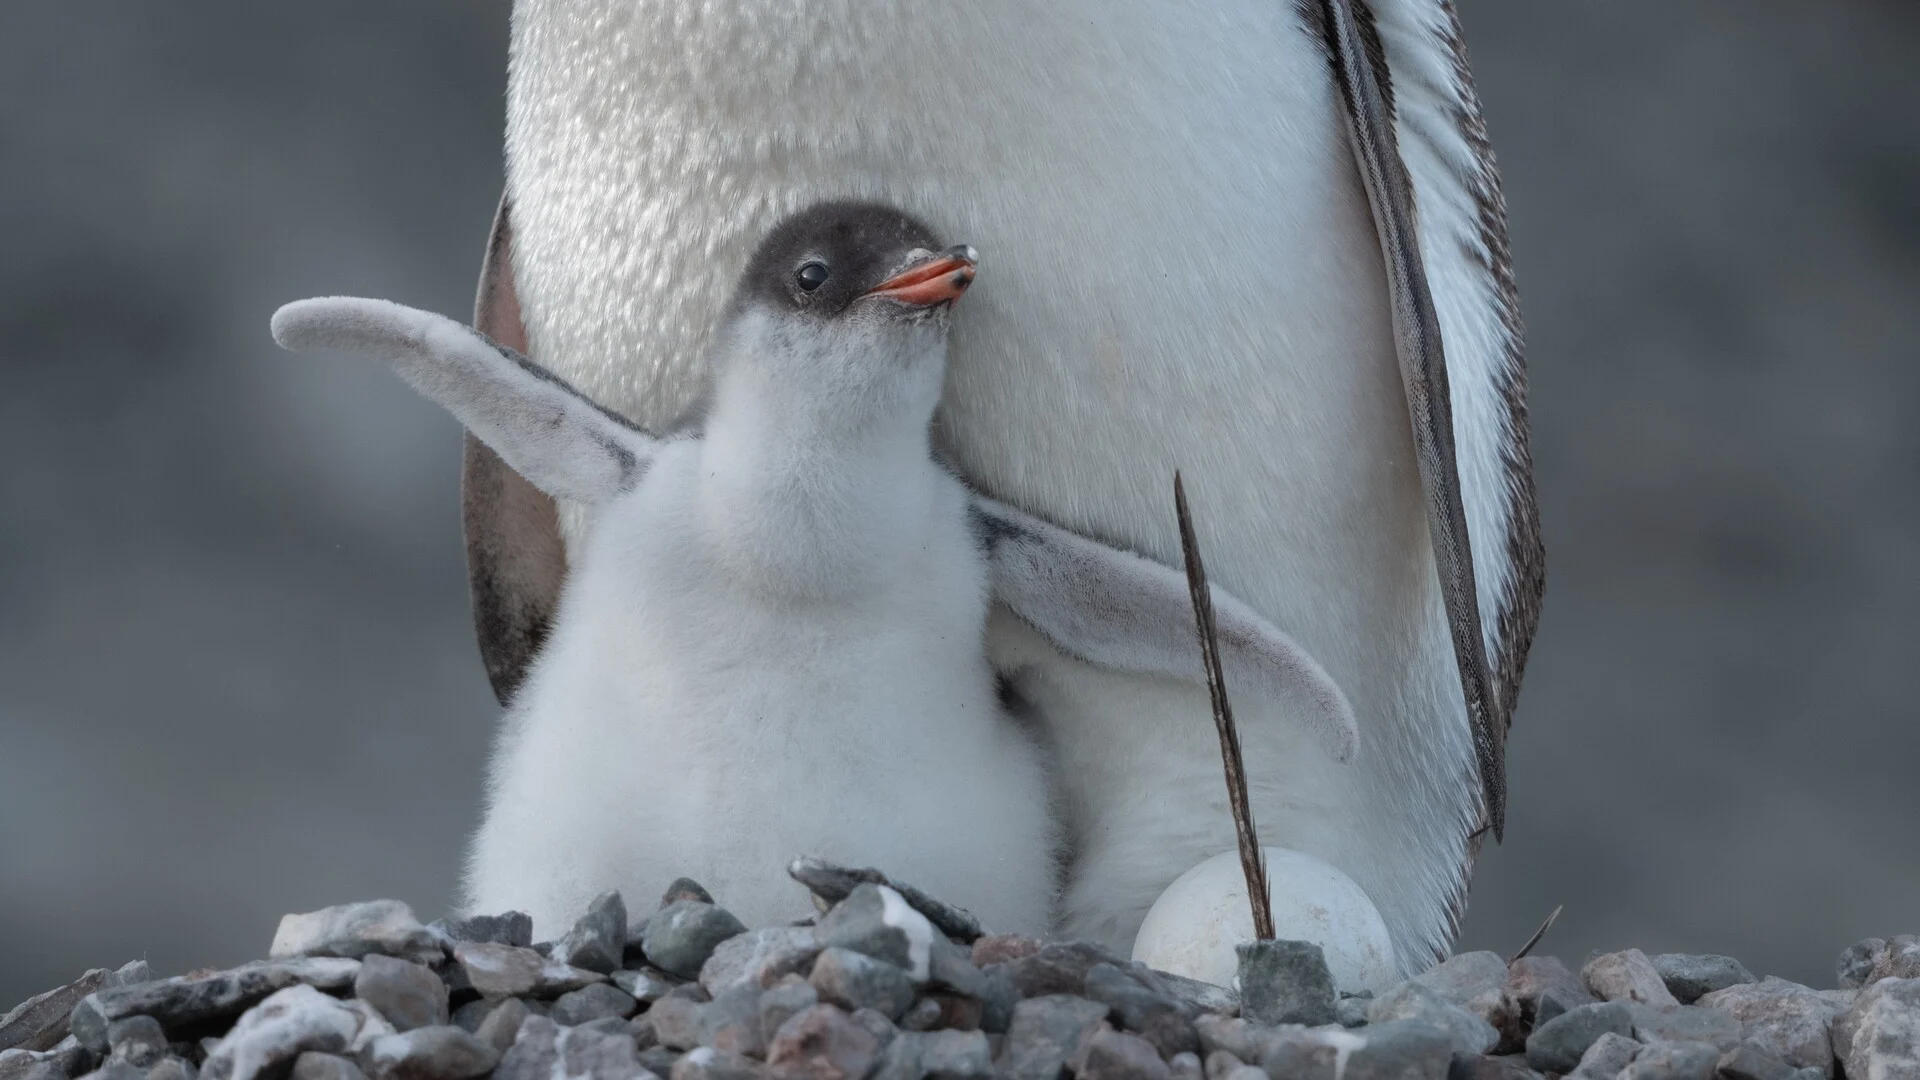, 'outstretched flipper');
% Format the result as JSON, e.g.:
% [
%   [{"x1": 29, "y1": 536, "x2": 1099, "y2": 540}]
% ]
[
  {"x1": 971, "y1": 495, "x2": 1360, "y2": 763},
  {"x1": 271, "y1": 297, "x2": 661, "y2": 506}
]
